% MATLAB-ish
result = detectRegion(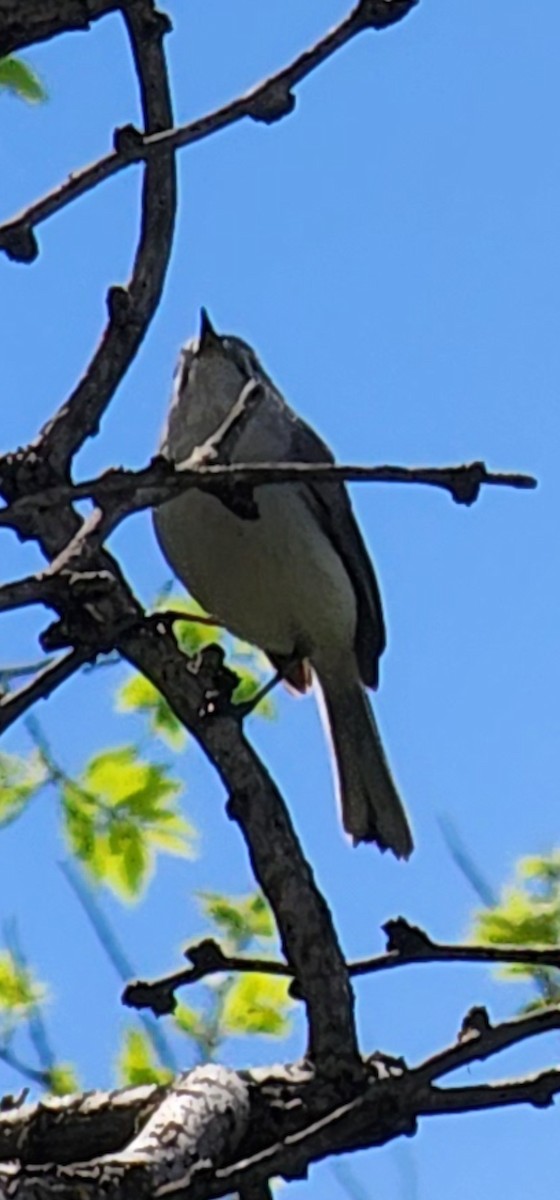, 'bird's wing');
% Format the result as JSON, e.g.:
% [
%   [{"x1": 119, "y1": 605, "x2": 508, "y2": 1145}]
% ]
[{"x1": 285, "y1": 407, "x2": 386, "y2": 689}]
